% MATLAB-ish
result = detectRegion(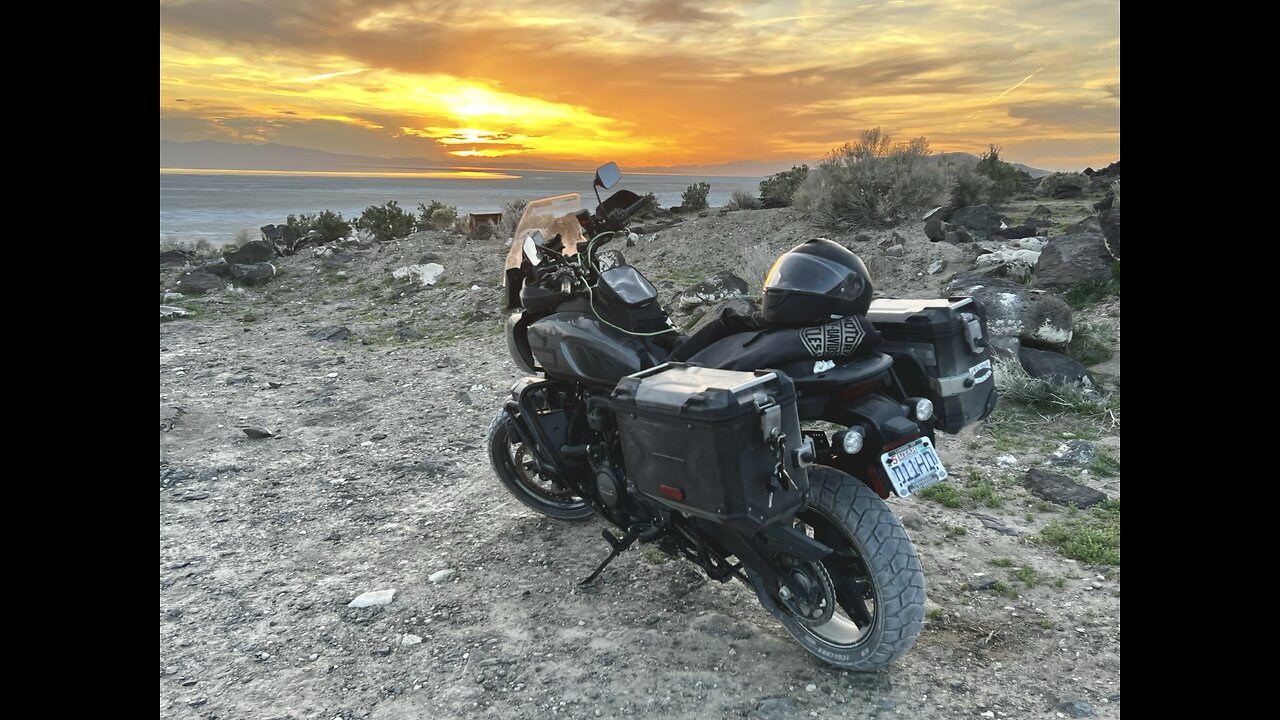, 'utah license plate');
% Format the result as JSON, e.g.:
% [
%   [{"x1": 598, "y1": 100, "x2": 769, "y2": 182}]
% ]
[{"x1": 880, "y1": 437, "x2": 948, "y2": 497}]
